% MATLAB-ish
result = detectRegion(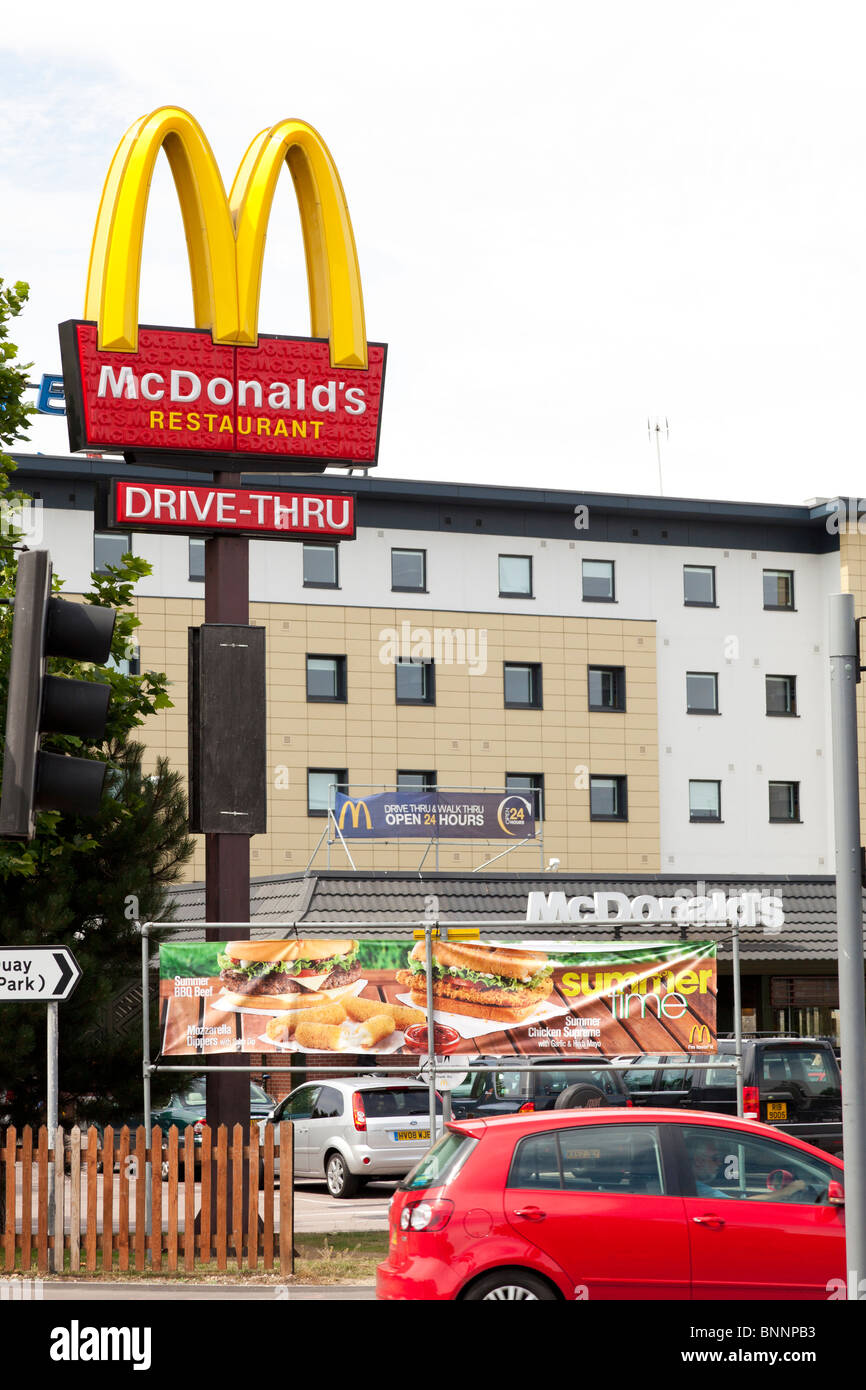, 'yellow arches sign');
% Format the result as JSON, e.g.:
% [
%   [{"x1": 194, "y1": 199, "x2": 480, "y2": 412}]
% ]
[{"x1": 61, "y1": 106, "x2": 385, "y2": 468}]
